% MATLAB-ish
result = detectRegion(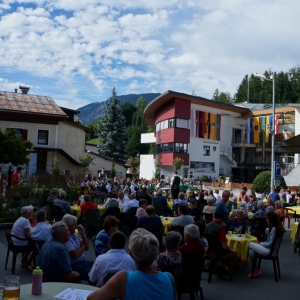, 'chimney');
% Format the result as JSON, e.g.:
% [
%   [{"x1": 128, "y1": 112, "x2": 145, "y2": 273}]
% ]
[
  {"x1": 19, "y1": 86, "x2": 30, "y2": 94},
  {"x1": 15, "y1": 89, "x2": 17, "y2": 93}
]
